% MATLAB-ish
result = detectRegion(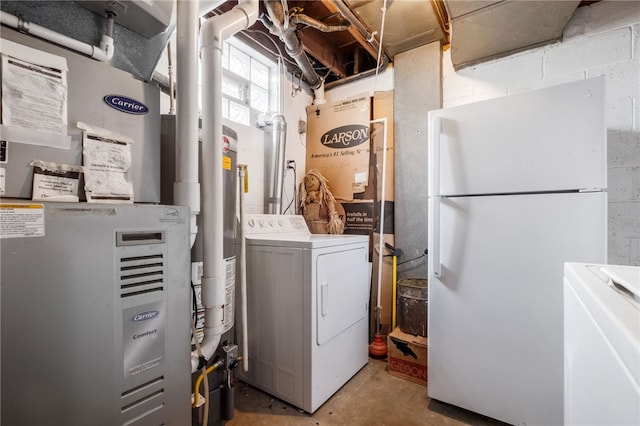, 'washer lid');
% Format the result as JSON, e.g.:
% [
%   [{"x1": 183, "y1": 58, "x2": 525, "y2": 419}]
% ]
[
  {"x1": 601, "y1": 265, "x2": 640, "y2": 304},
  {"x1": 572, "y1": 263, "x2": 640, "y2": 386},
  {"x1": 246, "y1": 233, "x2": 369, "y2": 249}
]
